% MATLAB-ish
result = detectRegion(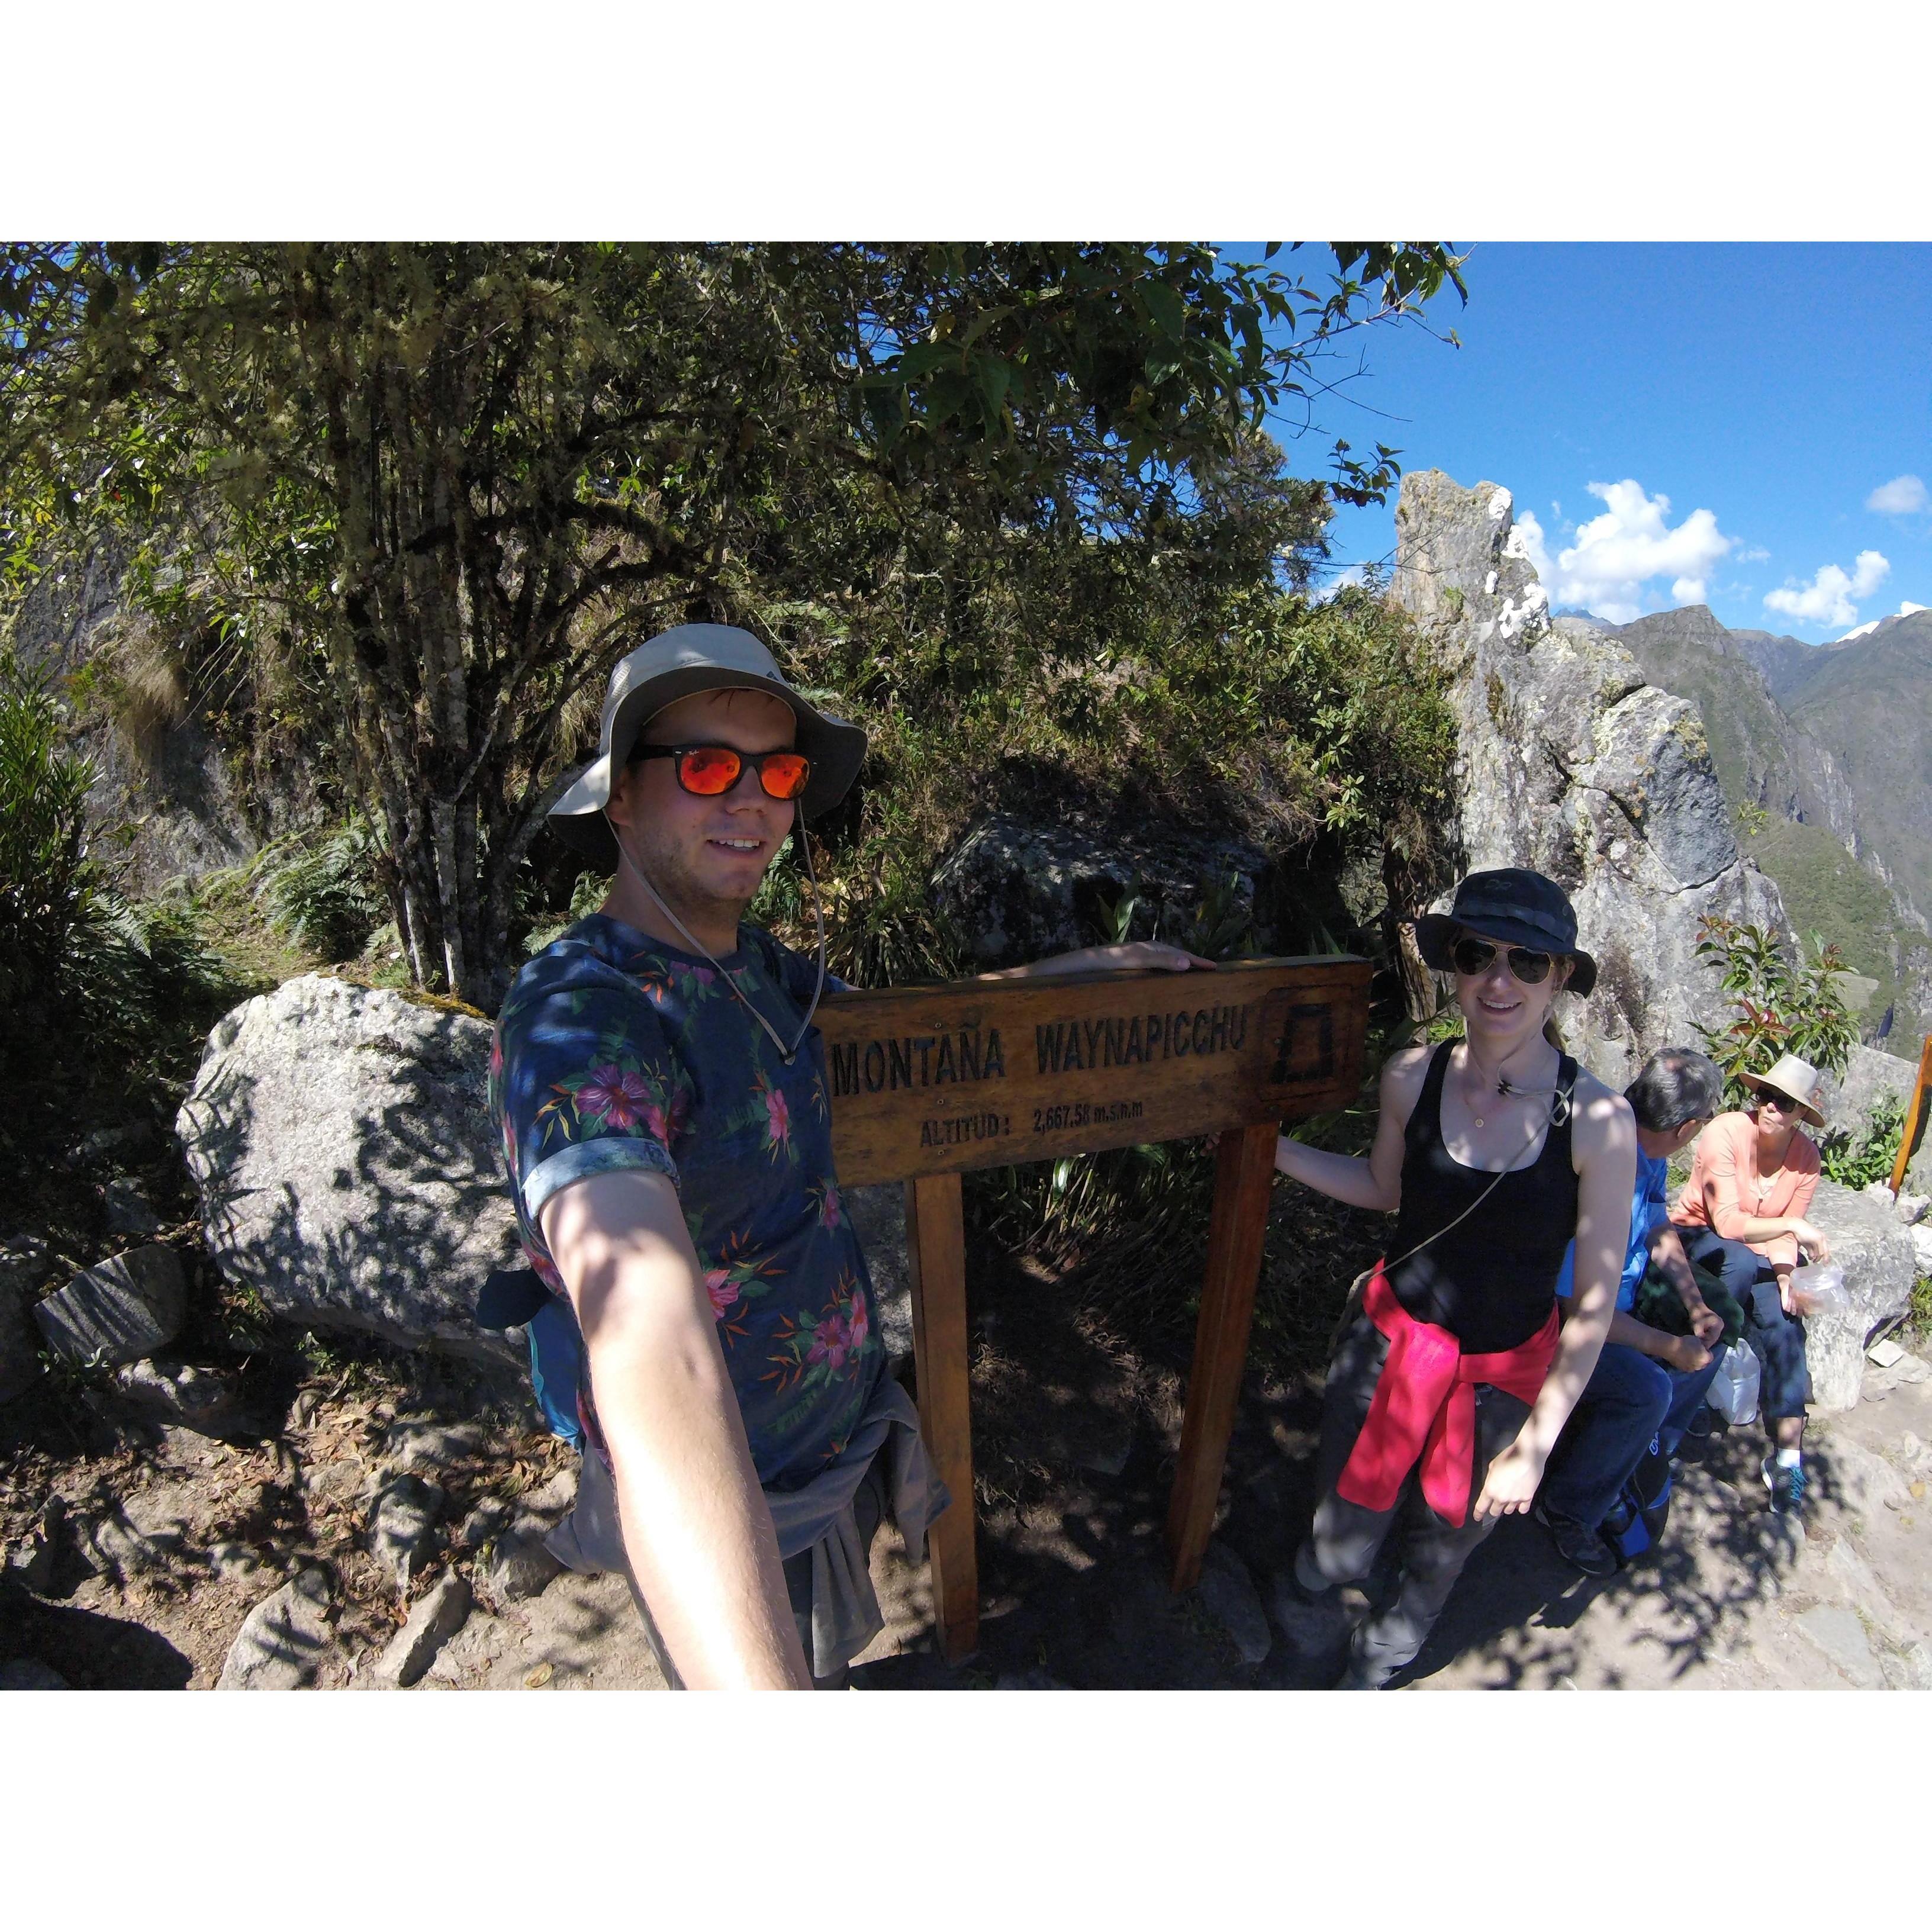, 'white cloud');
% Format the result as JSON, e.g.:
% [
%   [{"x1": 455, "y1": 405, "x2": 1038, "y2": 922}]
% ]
[
  {"x1": 1766, "y1": 549, "x2": 1890, "y2": 629},
  {"x1": 1514, "y1": 480, "x2": 1733, "y2": 624},
  {"x1": 1866, "y1": 475, "x2": 1928, "y2": 516}
]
